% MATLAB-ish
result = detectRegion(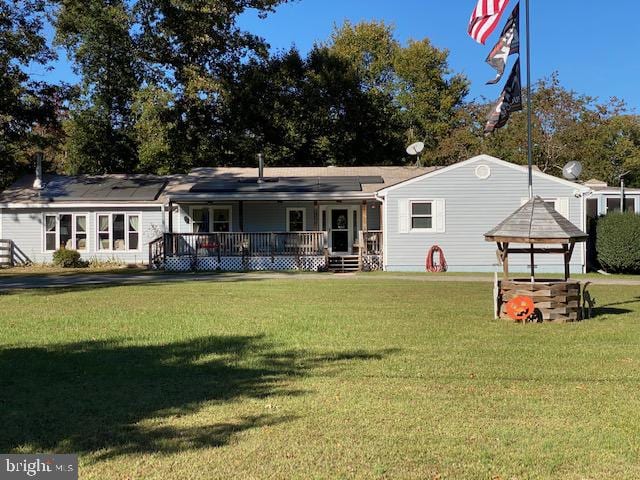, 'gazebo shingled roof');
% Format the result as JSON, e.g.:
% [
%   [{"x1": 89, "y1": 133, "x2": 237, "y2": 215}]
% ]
[{"x1": 484, "y1": 196, "x2": 587, "y2": 244}]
